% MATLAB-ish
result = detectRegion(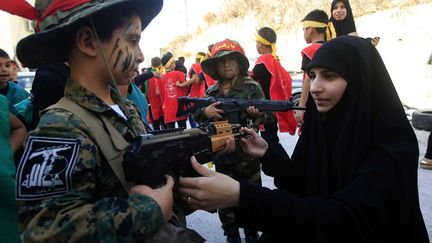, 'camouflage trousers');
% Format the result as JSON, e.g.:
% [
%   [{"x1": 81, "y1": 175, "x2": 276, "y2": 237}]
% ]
[{"x1": 145, "y1": 191, "x2": 205, "y2": 243}]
